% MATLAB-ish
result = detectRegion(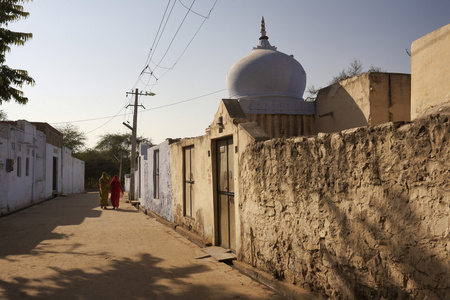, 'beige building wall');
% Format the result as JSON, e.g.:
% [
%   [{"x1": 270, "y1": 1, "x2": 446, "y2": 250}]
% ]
[
  {"x1": 170, "y1": 99, "x2": 269, "y2": 254},
  {"x1": 315, "y1": 72, "x2": 410, "y2": 134},
  {"x1": 171, "y1": 134, "x2": 215, "y2": 240},
  {"x1": 246, "y1": 114, "x2": 315, "y2": 138},
  {"x1": 411, "y1": 24, "x2": 450, "y2": 120}
]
